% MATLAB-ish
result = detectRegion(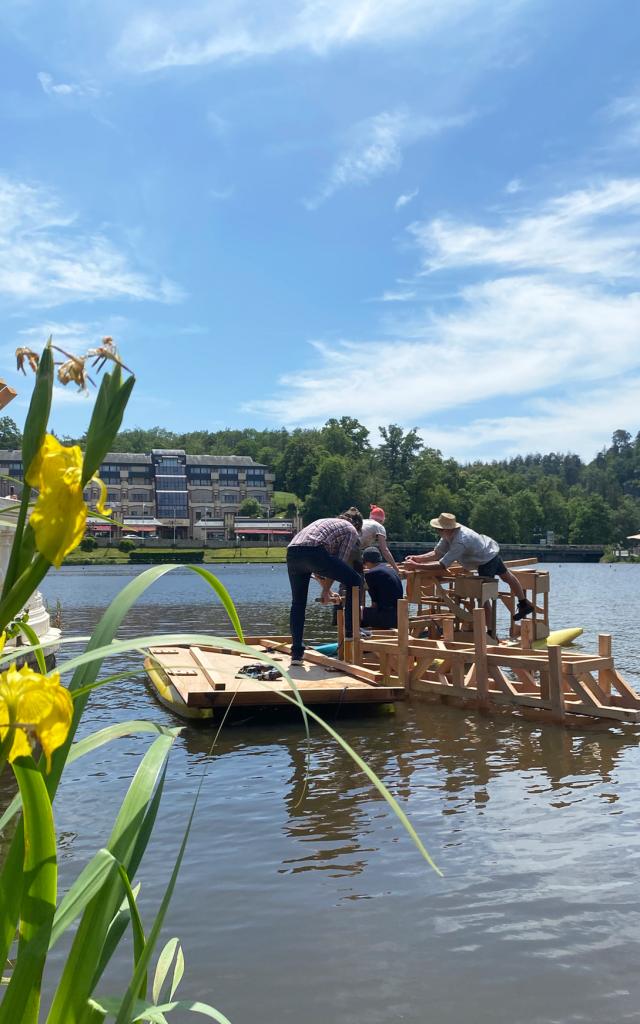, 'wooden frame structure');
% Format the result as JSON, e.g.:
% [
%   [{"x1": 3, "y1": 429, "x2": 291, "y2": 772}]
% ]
[{"x1": 335, "y1": 592, "x2": 640, "y2": 727}]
